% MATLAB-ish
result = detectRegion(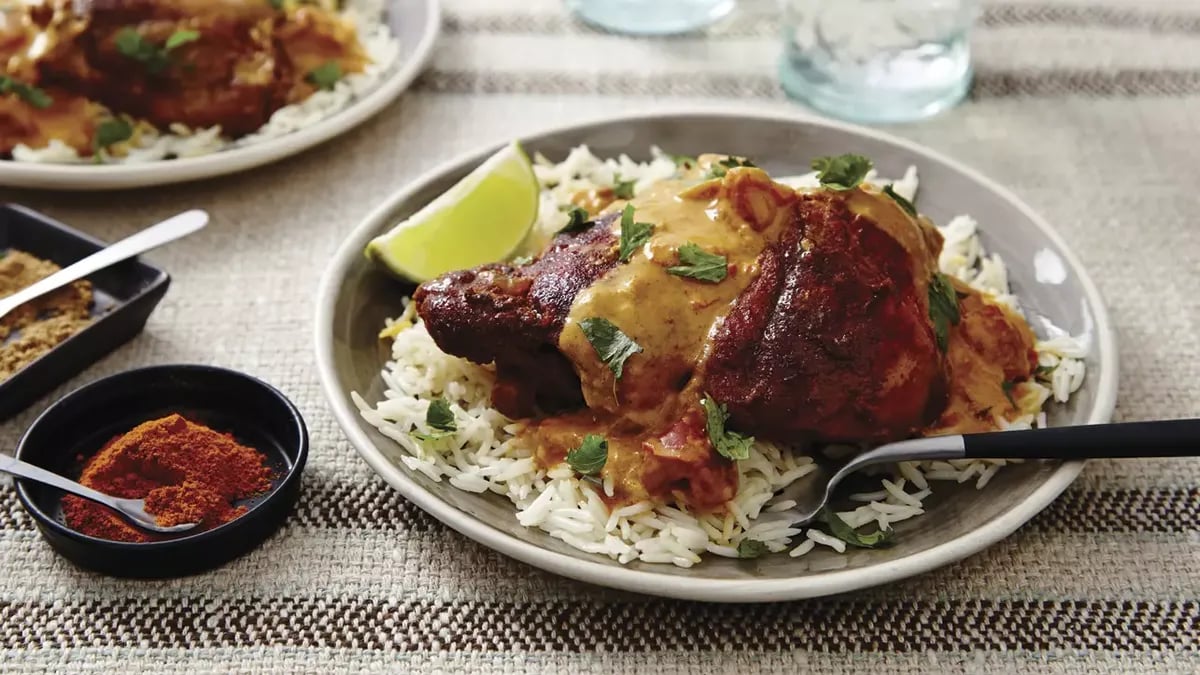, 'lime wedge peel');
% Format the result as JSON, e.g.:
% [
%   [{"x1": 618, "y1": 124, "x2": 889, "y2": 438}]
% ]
[{"x1": 365, "y1": 140, "x2": 540, "y2": 283}]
